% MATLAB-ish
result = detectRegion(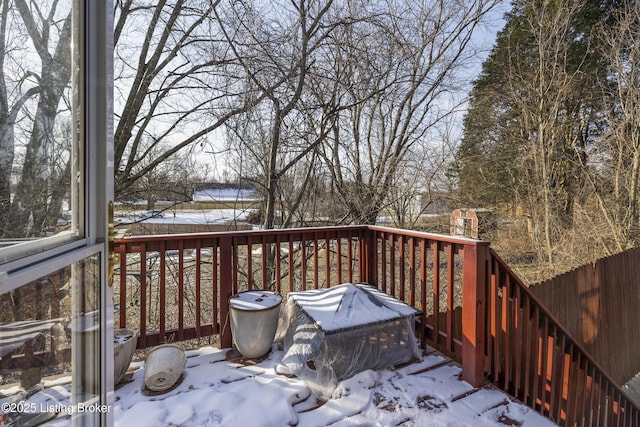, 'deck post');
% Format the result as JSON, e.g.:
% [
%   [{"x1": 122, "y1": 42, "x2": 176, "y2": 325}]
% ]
[
  {"x1": 219, "y1": 236, "x2": 234, "y2": 349},
  {"x1": 461, "y1": 241, "x2": 490, "y2": 387},
  {"x1": 358, "y1": 227, "x2": 377, "y2": 286}
]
